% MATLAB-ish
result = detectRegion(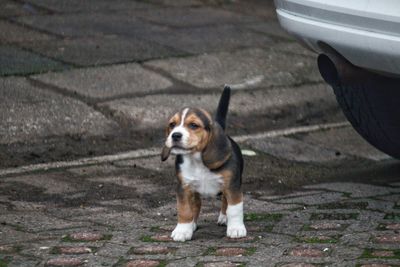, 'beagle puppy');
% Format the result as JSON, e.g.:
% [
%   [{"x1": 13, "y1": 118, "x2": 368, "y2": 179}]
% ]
[{"x1": 161, "y1": 86, "x2": 246, "y2": 242}]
